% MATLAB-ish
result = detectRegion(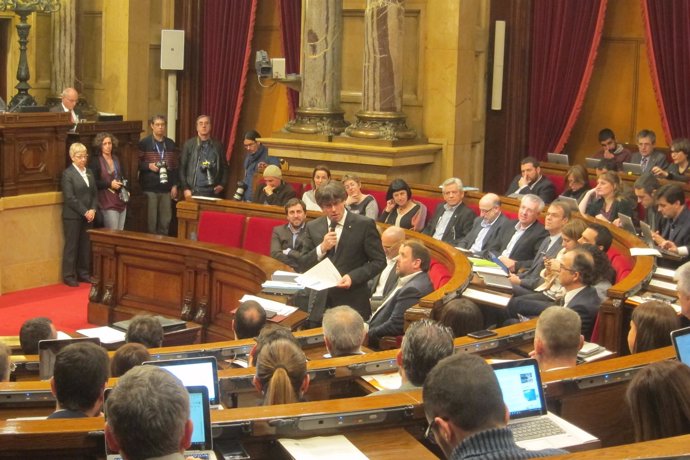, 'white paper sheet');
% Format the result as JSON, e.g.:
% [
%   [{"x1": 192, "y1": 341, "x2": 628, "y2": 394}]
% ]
[
  {"x1": 462, "y1": 287, "x2": 510, "y2": 307},
  {"x1": 76, "y1": 326, "x2": 126, "y2": 344},
  {"x1": 278, "y1": 435, "x2": 368, "y2": 460},
  {"x1": 295, "y1": 258, "x2": 342, "y2": 291},
  {"x1": 629, "y1": 247, "x2": 661, "y2": 257},
  {"x1": 239, "y1": 294, "x2": 297, "y2": 316}
]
